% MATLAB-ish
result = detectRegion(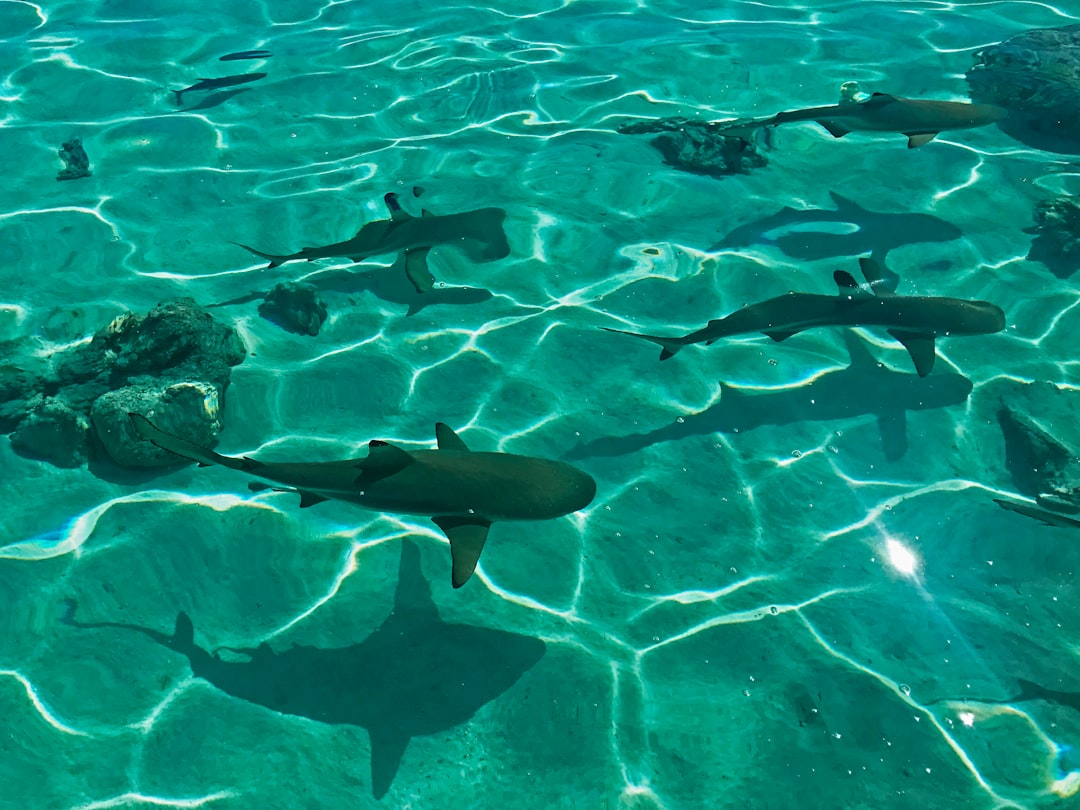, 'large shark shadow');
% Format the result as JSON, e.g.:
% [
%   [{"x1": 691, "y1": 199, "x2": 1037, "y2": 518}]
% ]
[
  {"x1": 711, "y1": 191, "x2": 961, "y2": 263},
  {"x1": 566, "y1": 332, "x2": 973, "y2": 462},
  {"x1": 210, "y1": 252, "x2": 494, "y2": 318},
  {"x1": 63, "y1": 541, "x2": 546, "y2": 799}
]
